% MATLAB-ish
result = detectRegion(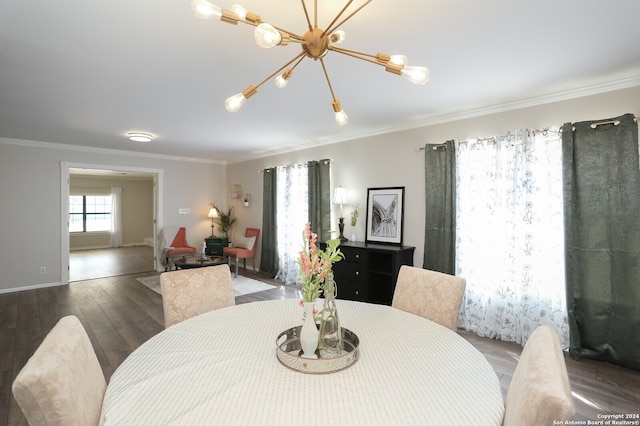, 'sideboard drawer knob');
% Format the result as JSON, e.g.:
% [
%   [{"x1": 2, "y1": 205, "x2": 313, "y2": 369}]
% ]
[{"x1": 355, "y1": 271, "x2": 359, "y2": 276}]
